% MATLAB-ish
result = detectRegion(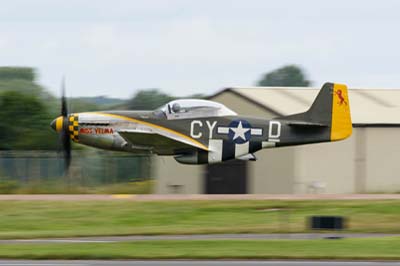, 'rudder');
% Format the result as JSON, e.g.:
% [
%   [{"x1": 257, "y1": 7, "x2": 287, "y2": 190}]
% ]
[{"x1": 330, "y1": 83, "x2": 352, "y2": 141}]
